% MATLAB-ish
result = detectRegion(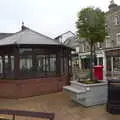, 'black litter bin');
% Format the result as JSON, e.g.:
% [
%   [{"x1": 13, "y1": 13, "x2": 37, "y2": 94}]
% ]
[{"x1": 107, "y1": 79, "x2": 120, "y2": 114}]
